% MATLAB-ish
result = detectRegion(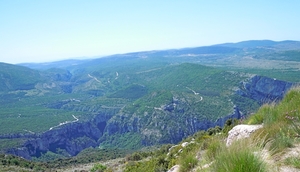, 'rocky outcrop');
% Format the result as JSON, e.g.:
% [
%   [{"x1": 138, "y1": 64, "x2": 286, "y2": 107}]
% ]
[
  {"x1": 226, "y1": 124, "x2": 263, "y2": 146},
  {"x1": 237, "y1": 75, "x2": 293, "y2": 103}
]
